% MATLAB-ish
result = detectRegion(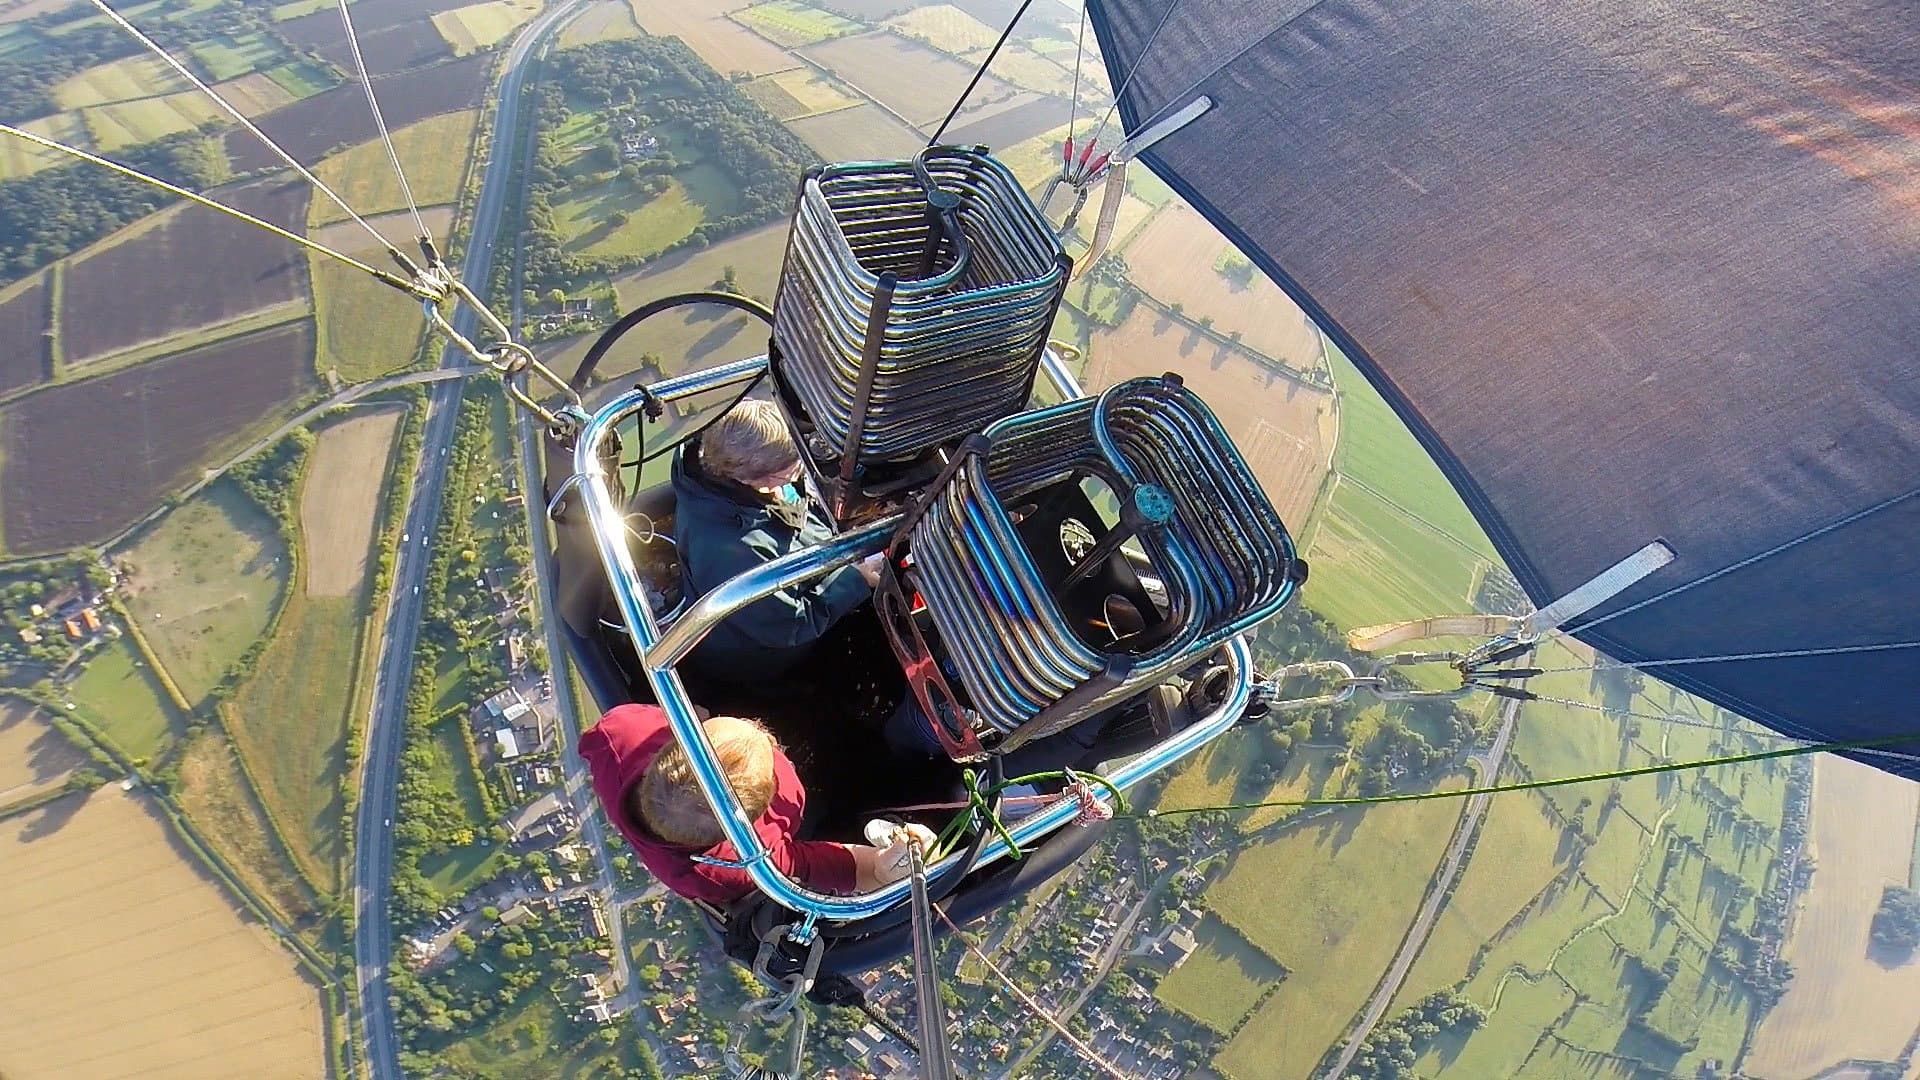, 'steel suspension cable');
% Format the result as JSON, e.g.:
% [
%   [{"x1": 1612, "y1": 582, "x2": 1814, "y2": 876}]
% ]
[
  {"x1": 1139, "y1": 730, "x2": 1920, "y2": 819},
  {"x1": 1064, "y1": 0, "x2": 1089, "y2": 143},
  {"x1": 927, "y1": 0, "x2": 1037, "y2": 145},
  {"x1": 0, "y1": 123, "x2": 417, "y2": 292},
  {"x1": 335, "y1": 0, "x2": 431, "y2": 245},
  {"x1": 931, "y1": 906, "x2": 1129, "y2": 1080},
  {"x1": 82, "y1": 0, "x2": 422, "y2": 275},
  {"x1": 1081, "y1": 0, "x2": 1187, "y2": 153}
]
